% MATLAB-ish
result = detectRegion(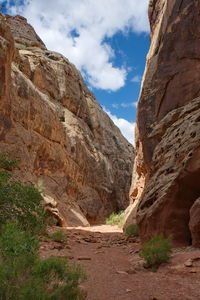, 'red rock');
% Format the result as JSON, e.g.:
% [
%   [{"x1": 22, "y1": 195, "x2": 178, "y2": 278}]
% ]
[
  {"x1": 189, "y1": 198, "x2": 200, "y2": 247},
  {"x1": 77, "y1": 256, "x2": 91, "y2": 261},
  {"x1": 125, "y1": 0, "x2": 200, "y2": 246},
  {"x1": 0, "y1": 15, "x2": 134, "y2": 227},
  {"x1": 184, "y1": 259, "x2": 193, "y2": 268}
]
